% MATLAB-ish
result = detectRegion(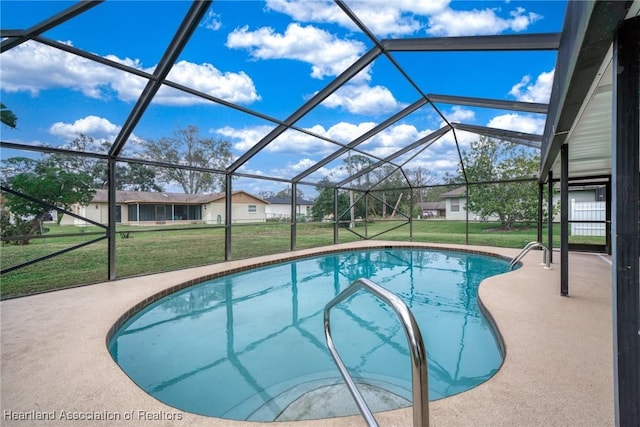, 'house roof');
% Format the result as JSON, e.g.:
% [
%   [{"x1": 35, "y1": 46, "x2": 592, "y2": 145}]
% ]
[
  {"x1": 439, "y1": 187, "x2": 466, "y2": 198},
  {"x1": 540, "y1": 1, "x2": 638, "y2": 181},
  {"x1": 265, "y1": 197, "x2": 314, "y2": 205},
  {"x1": 90, "y1": 189, "x2": 263, "y2": 204}
]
